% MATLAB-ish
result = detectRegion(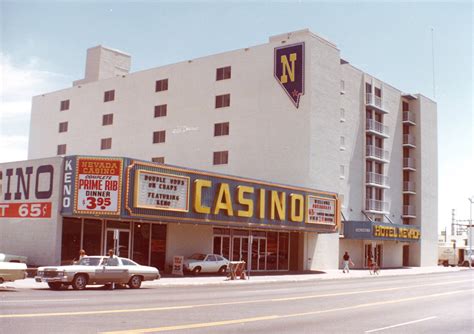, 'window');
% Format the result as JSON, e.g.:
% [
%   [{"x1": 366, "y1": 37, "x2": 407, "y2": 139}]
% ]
[
  {"x1": 403, "y1": 101, "x2": 410, "y2": 111},
  {"x1": 340, "y1": 108, "x2": 345, "y2": 122},
  {"x1": 340, "y1": 136, "x2": 345, "y2": 150},
  {"x1": 153, "y1": 131, "x2": 166, "y2": 144},
  {"x1": 214, "y1": 122, "x2": 229, "y2": 136},
  {"x1": 59, "y1": 122, "x2": 68, "y2": 133},
  {"x1": 101, "y1": 138, "x2": 112, "y2": 150},
  {"x1": 60, "y1": 100, "x2": 70, "y2": 111},
  {"x1": 154, "y1": 104, "x2": 167, "y2": 118},
  {"x1": 155, "y1": 79, "x2": 168, "y2": 92},
  {"x1": 102, "y1": 114, "x2": 113, "y2": 126},
  {"x1": 216, "y1": 66, "x2": 231, "y2": 81},
  {"x1": 215, "y1": 94, "x2": 230, "y2": 108},
  {"x1": 340, "y1": 165, "x2": 345, "y2": 178},
  {"x1": 213, "y1": 151, "x2": 228, "y2": 165},
  {"x1": 152, "y1": 157, "x2": 165, "y2": 163},
  {"x1": 104, "y1": 90, "x2": 115, "y2": 102},
  {"x1": 340, "y1": 80, "x2": 345, "y2": 93},
  {"x1": 374, "y1": 87, "x2": 382, "y2": 97},
  {"x1": 57, "y1": 144, "x2": 66, "y2": 155}
]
